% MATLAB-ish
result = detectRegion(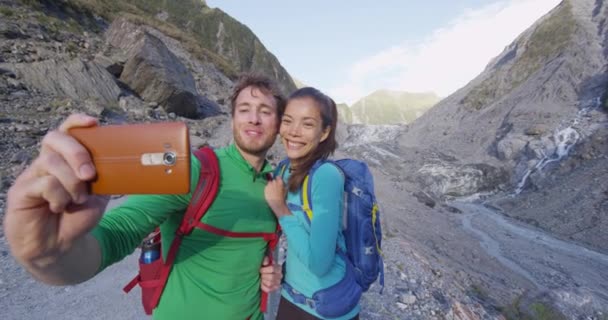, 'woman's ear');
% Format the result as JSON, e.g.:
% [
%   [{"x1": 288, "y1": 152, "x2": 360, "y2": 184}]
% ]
[{"x1": 320, "y1": 127, "x2": 331, "y2": 143}]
